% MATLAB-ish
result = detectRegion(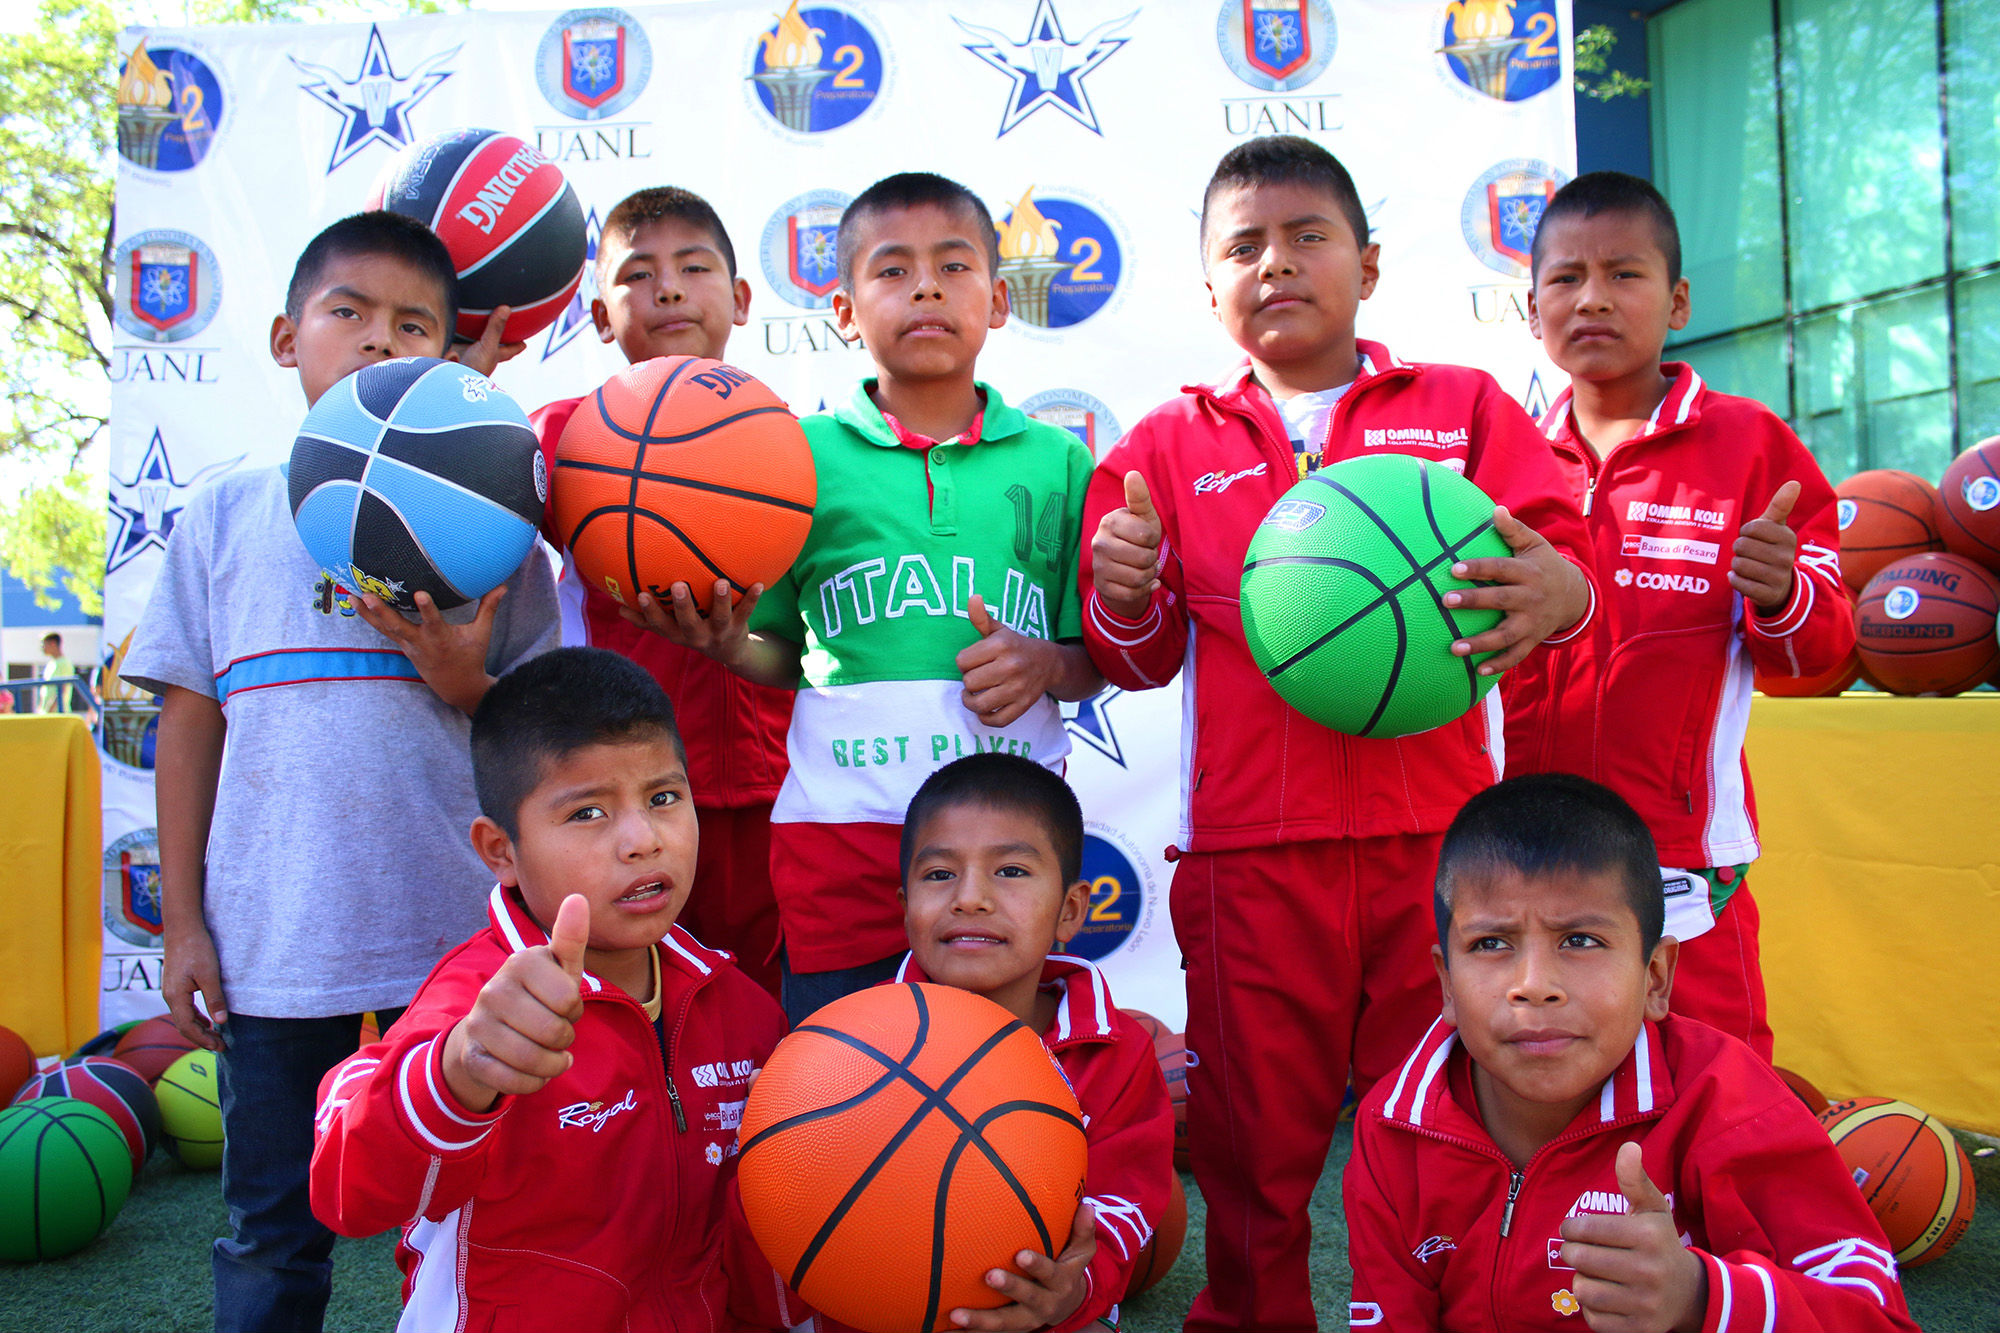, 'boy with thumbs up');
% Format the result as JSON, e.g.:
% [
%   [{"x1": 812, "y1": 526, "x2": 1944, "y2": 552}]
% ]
[
  {"x1": 626, "y1": 172, "x2": 1100, "y2": 1026},
  {"x1": 1346, "y1": 774, "x2": 1917, "y2": 1333},
  {"x1": 1505, "y1": 173, "x2": 1856, "y2": 1062},
  {"x1": 309, "y1": 648, "x2": 803, "y2": 1332}
]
